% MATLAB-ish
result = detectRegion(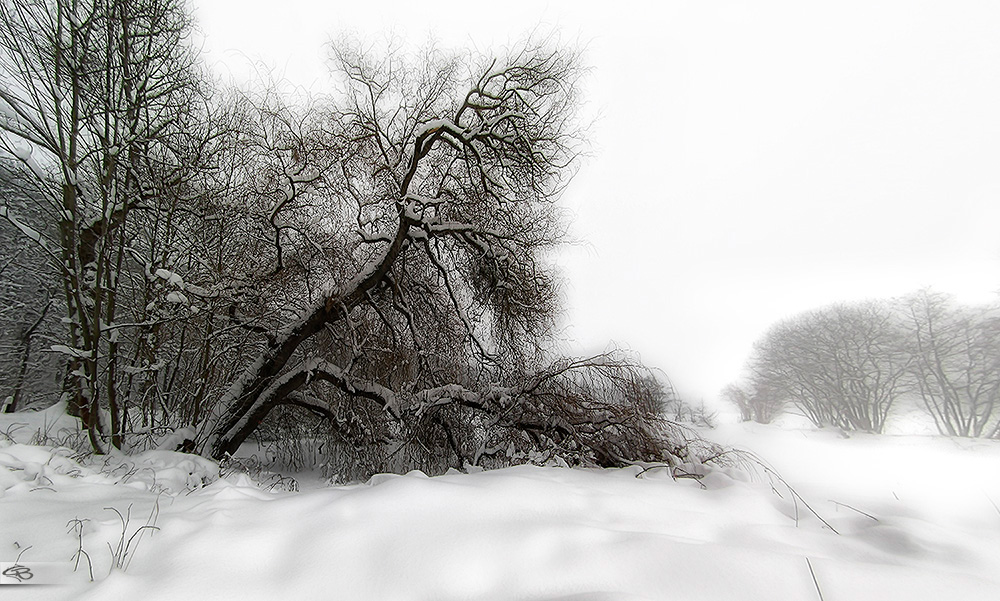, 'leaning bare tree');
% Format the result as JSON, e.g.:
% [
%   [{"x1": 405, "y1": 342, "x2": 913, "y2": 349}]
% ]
[{"x1": 196, "y1": 38, "x2": 705, "y2": 471}]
